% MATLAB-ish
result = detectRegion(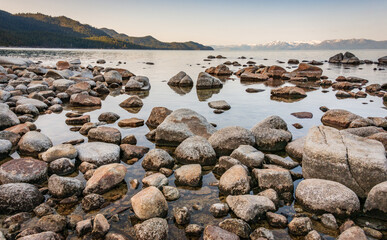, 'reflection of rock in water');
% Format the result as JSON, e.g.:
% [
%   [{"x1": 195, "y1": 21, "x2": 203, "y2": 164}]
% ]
[
  {"x1": 290, "y1": 81, "x2": 321, "y2": 90},
  {"x1": 169, "y1": 85, "x2": 193, "y2": 96},
  {"x1": 270, "y1": 95, "x2": 305, "y2": 103},
  {"x1": 264, "y1": 79, "x2": 286, "y2": 87},
  {"x1": 196, "y1": 88, "x2": 221, "y2": 101},
  {"x1": 63, "y1": 105, "x2": 101, "y2": 113},
  {"x1": 125, "y1": 91, "x2": 150, "y2": 99},
  {"x1": 108, "y1": 88, "x2": 122, "y2": 97}
]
